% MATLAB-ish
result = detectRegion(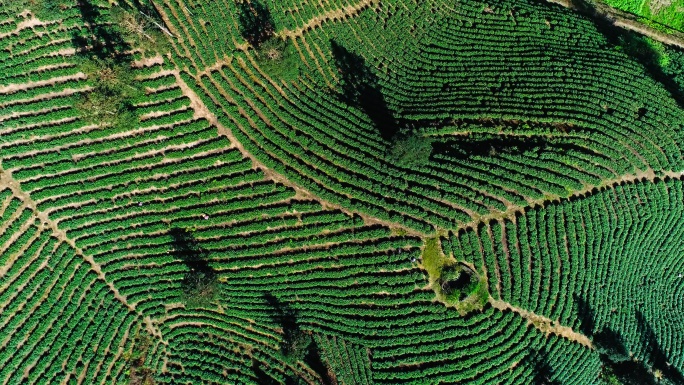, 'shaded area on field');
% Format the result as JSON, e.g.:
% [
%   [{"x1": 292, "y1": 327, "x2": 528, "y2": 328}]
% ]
[
  {"x1": 570, "y1": 0, "x2": 684, "y2": 108},
  {"x1": 636, "y1": 311, "x2": 684, "y2": 384},
  {"x1": 330, "y1": 40, "x2": 436, "y2": 167},
  {"x1": 432, "y1": 135, "x2": 550, "y2": 159},
  {"x1": 330, "y1": 40, "x2": 399, "y2": 141},
  {"x1": 521, "y1": 349, "x2": 562, "y2": 385},
  {"x1": 170, "y1": 228, "x2": 218, "y2": 307},
  {"x1": 237, "y1": 0, "x2": 275, "y2": 47},
  {"x1": 252, "y1": 359, "x2": 278, "y2": 385},
  {"x1": 71, "y1": 0, "x2": 132, "y2": 61},
  {"x1": 574, "y1": 295, "x2": 684, "y2": 384},
  {"x1": 262, "y1": 294, "x2": 335, "y2": 385}
]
